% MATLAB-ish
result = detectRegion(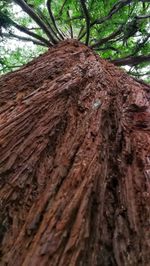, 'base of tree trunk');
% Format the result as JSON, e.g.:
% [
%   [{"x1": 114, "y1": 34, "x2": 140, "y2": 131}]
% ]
[{"x1": 0, "y1": 40, "x2": 150, "y2": 266}]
